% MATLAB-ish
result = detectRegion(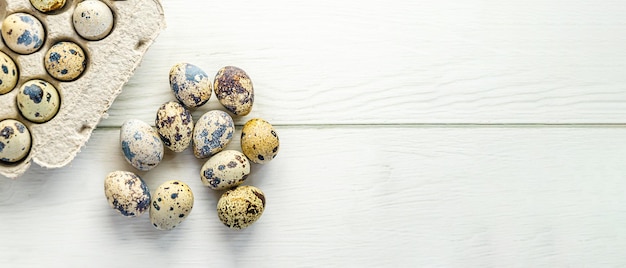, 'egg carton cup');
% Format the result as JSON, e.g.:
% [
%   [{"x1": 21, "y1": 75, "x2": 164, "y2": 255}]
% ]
[{"x1": 0, "y1": 0, "x2": 165, "y2": 179}]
